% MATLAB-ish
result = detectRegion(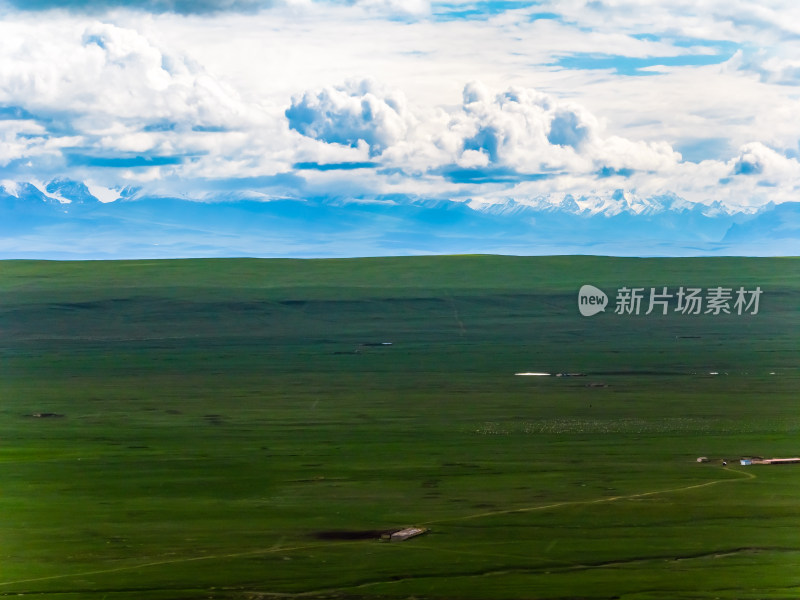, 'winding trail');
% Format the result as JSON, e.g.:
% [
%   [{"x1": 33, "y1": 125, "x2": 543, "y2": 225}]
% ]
[
  {"x1": 418, "y1": 466, "x2": 756, "y2": 526},
  {"x1": 0, "y1": 467, "x2": 756, "y2": 591},
  {"x1": 0, "y1": 541, "x2": 352, "y2": 590}
]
